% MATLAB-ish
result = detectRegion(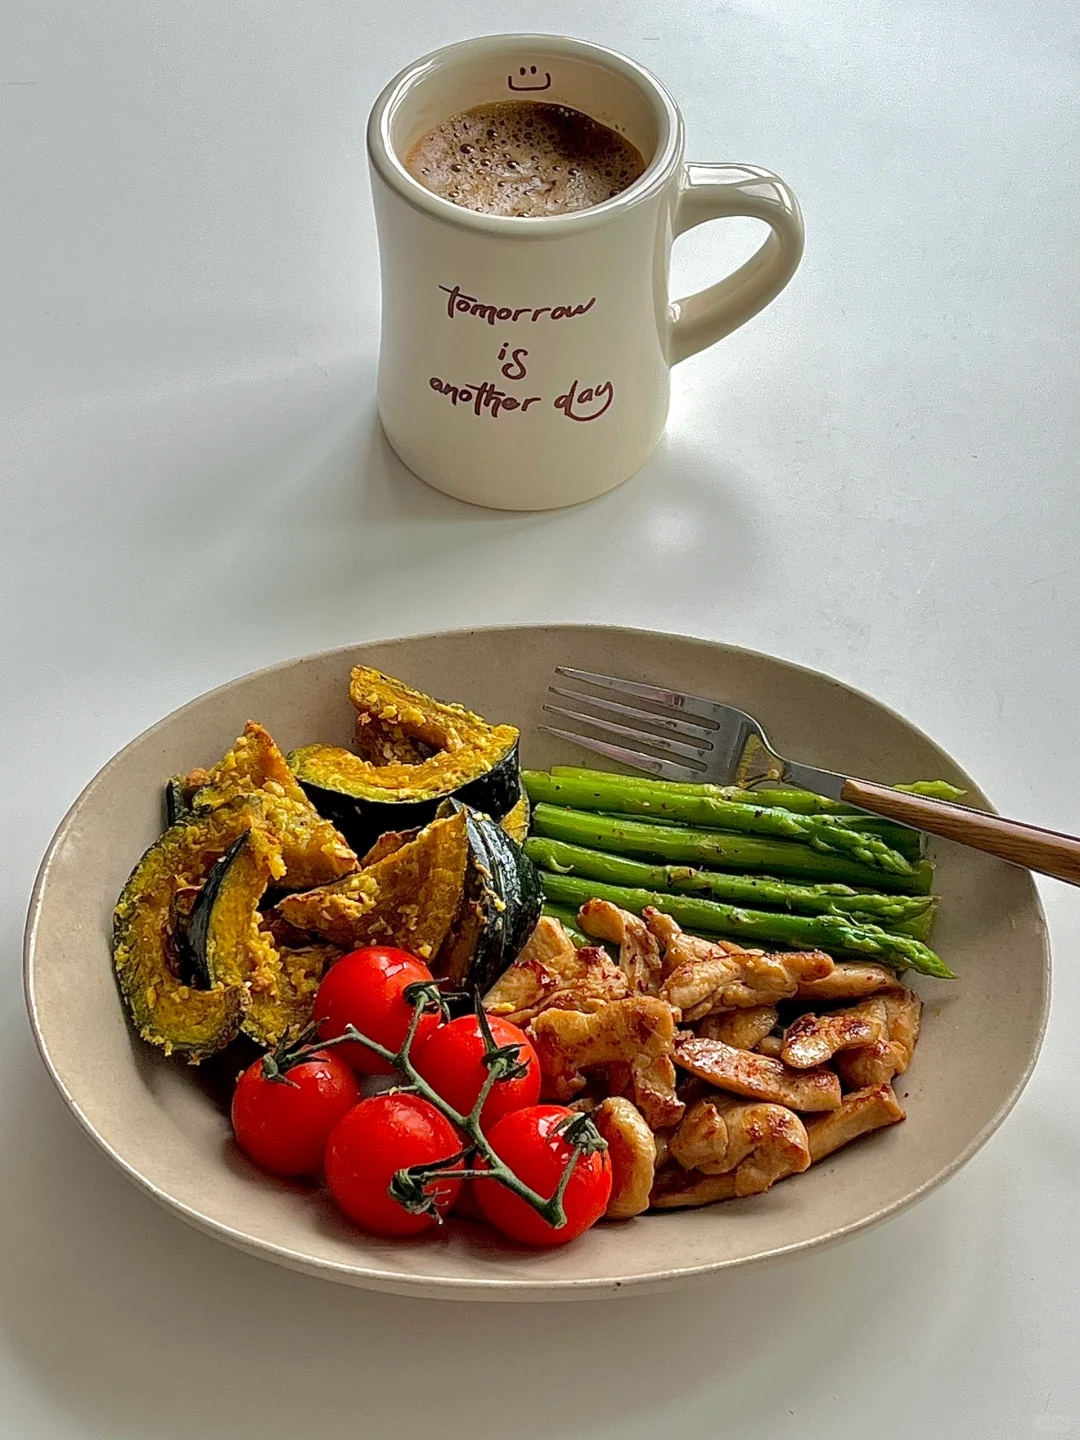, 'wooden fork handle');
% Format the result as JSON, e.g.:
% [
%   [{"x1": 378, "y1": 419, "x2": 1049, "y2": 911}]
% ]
[{"x1": 841, "y1": 777, "x2": 1080, "y2": 885}]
